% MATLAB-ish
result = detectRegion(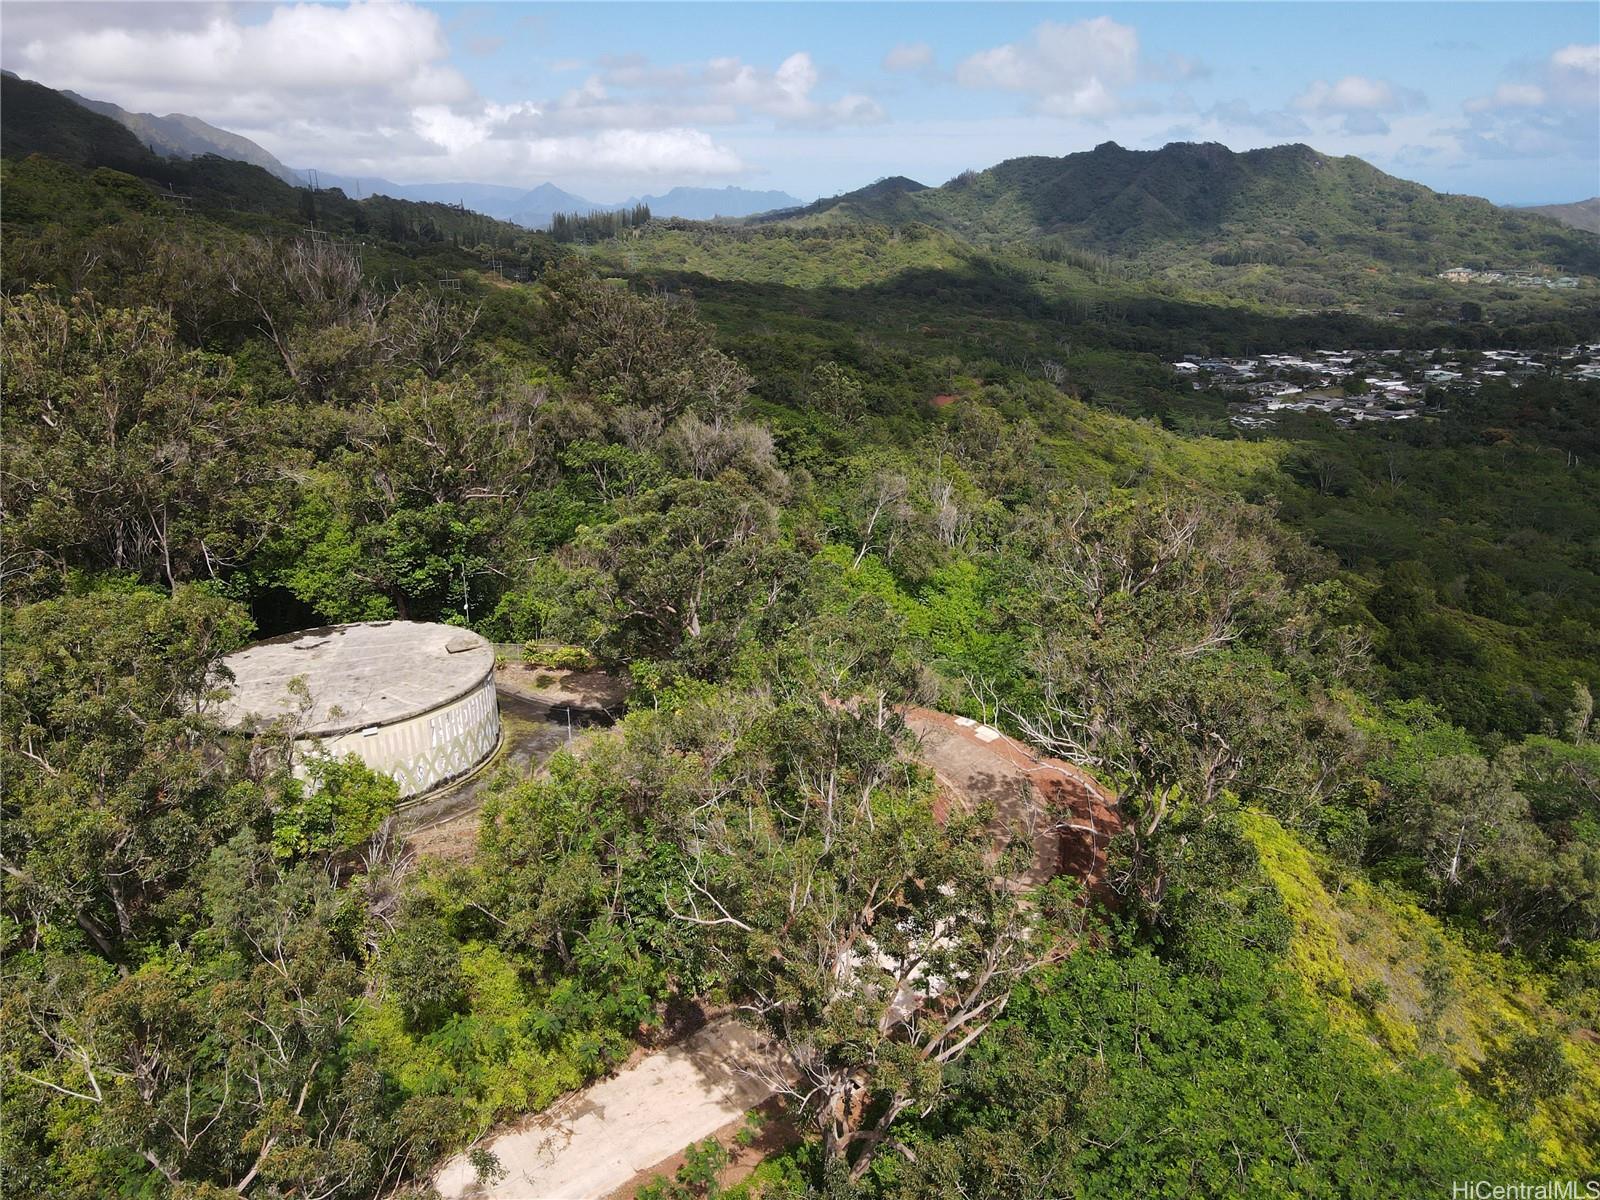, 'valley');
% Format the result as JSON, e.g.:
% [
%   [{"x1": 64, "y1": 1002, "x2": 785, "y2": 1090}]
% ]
[{"x1": 2, "y1": 22, "x2": 1597, "y2": 1200}]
